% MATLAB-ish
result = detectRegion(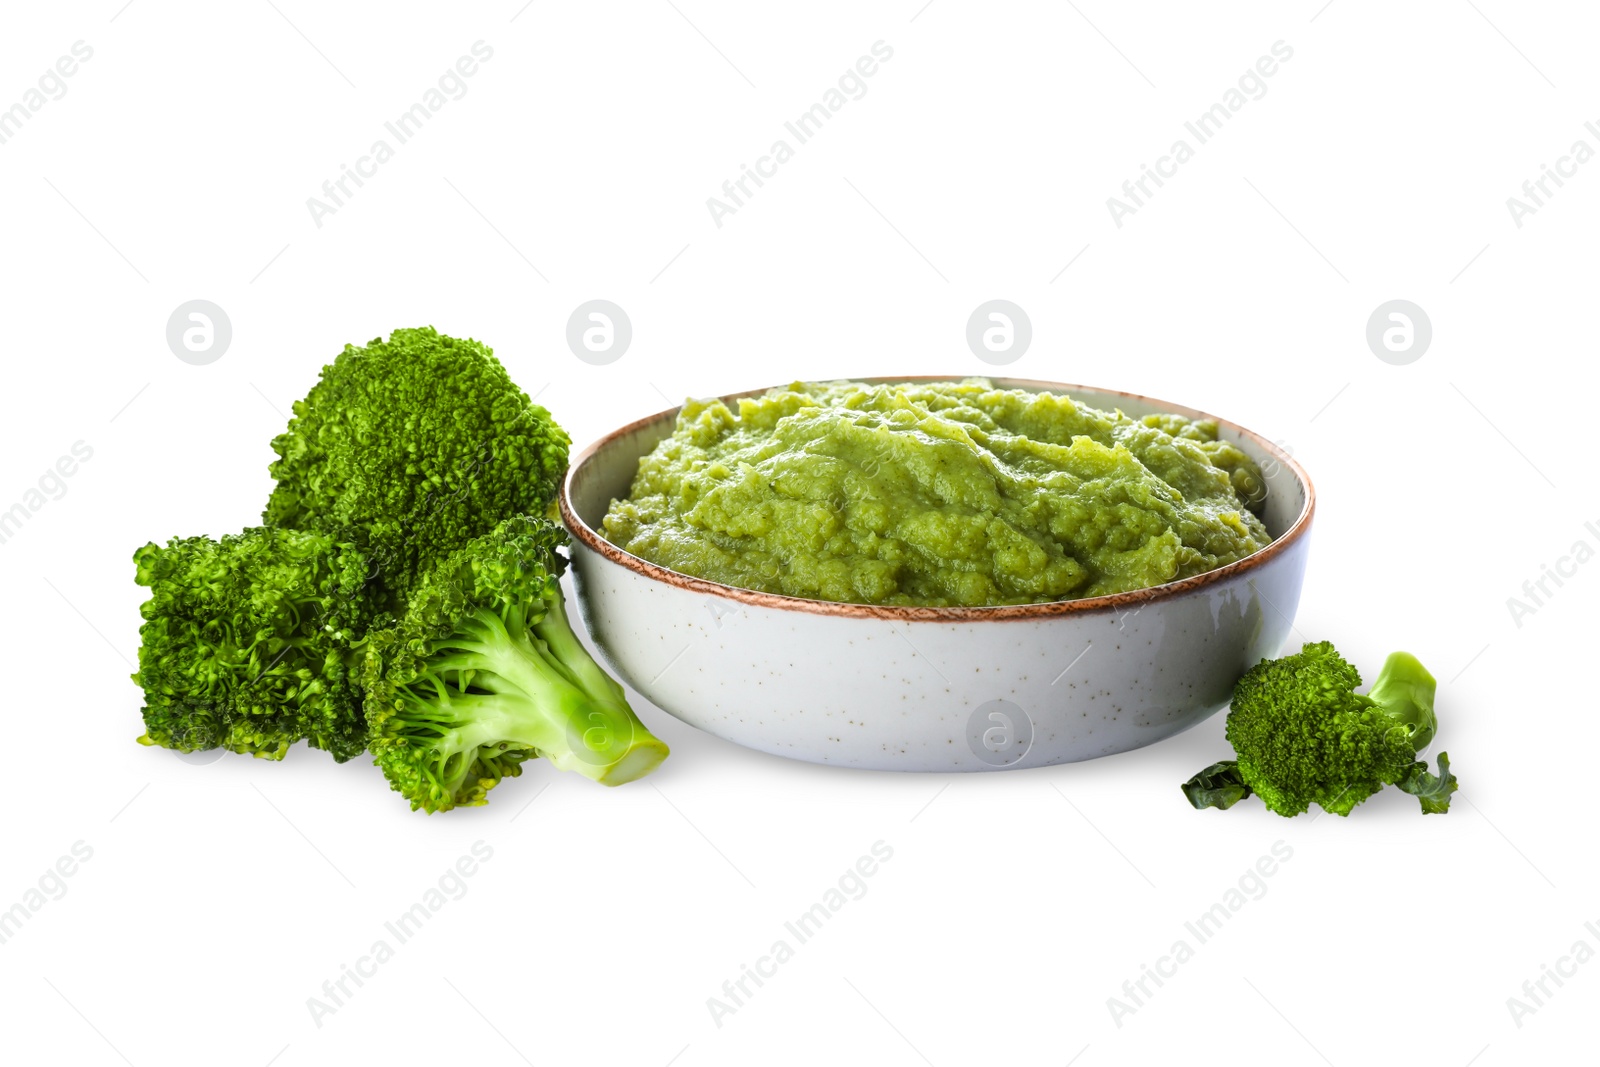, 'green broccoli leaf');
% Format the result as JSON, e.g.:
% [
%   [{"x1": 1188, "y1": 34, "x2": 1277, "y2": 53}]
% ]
[
  {"x1": 1181, "y1": 760, "x2": 1254, "y2": 810},
  {"x1": 1395, "y1": 752, "x2": 1458, "y2": 814}
]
